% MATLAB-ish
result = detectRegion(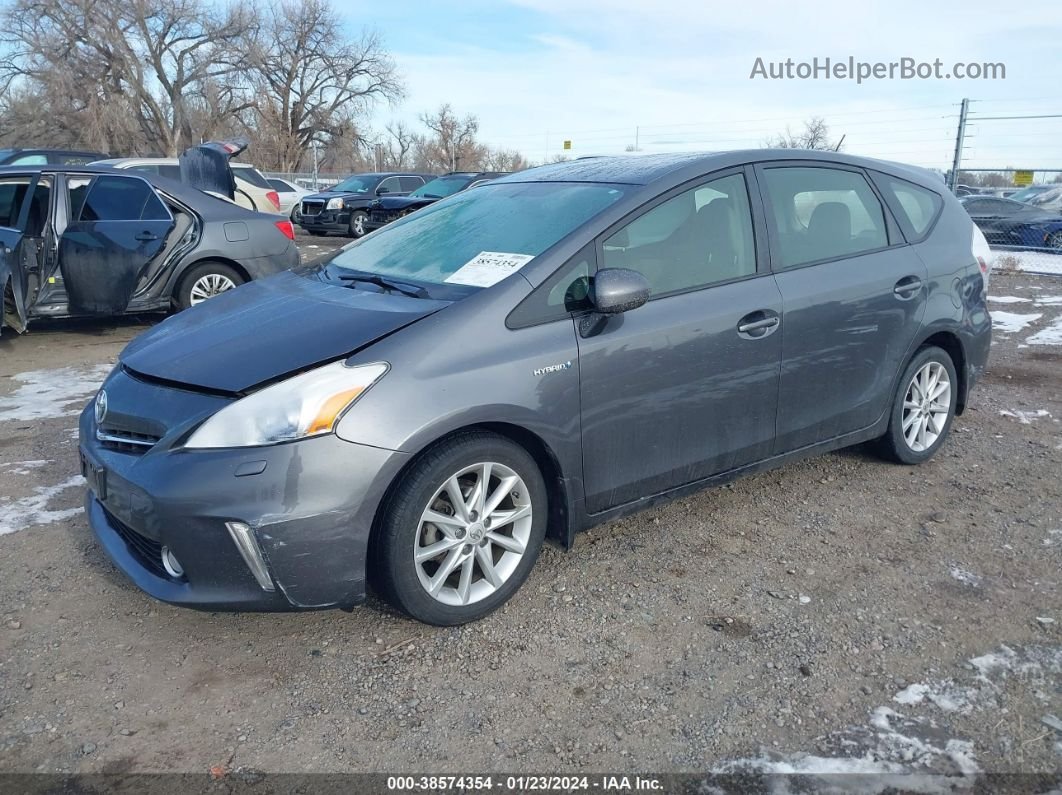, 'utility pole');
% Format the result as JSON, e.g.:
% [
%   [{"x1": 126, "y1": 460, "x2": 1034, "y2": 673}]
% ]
[
  {"x1": 635, "y1": 126, "x2": 639, "y2": 152},
  {"x1": 312, "y1": 140, "x2": 320, "y2": 191},
  {"x1": 949, "y1": 98, "x2": 970, "y2": 190}
]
